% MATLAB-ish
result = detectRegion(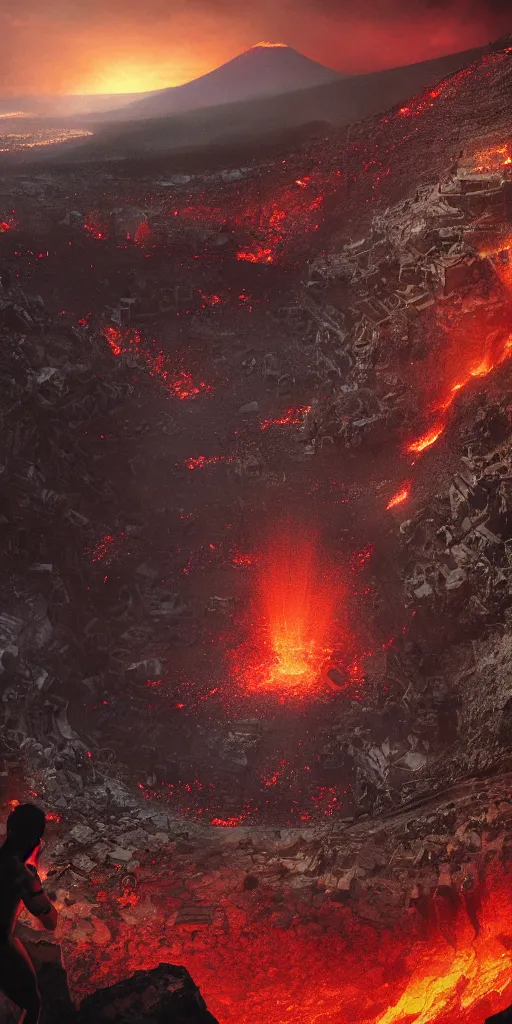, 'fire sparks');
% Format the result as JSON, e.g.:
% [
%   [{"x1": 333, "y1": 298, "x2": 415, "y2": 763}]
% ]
[
  {"x1": 235, "y1": 531, "x2": 335, "y2": 696},
  {"x1": 386, "y1": 485, "x2": 410, "y2": 510},
  {"x1": 260, "y1": 405, "x2": 311, "y2": 430},
  {"x1": 407, "y1": 426, "x2": 445, "y2": 454},
  {"x1": 0, "y1": 221, "x2": 12, "y2": 232},
  {"x1": 88, "y1": 532, "x2": 125, "y2": 564}
]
